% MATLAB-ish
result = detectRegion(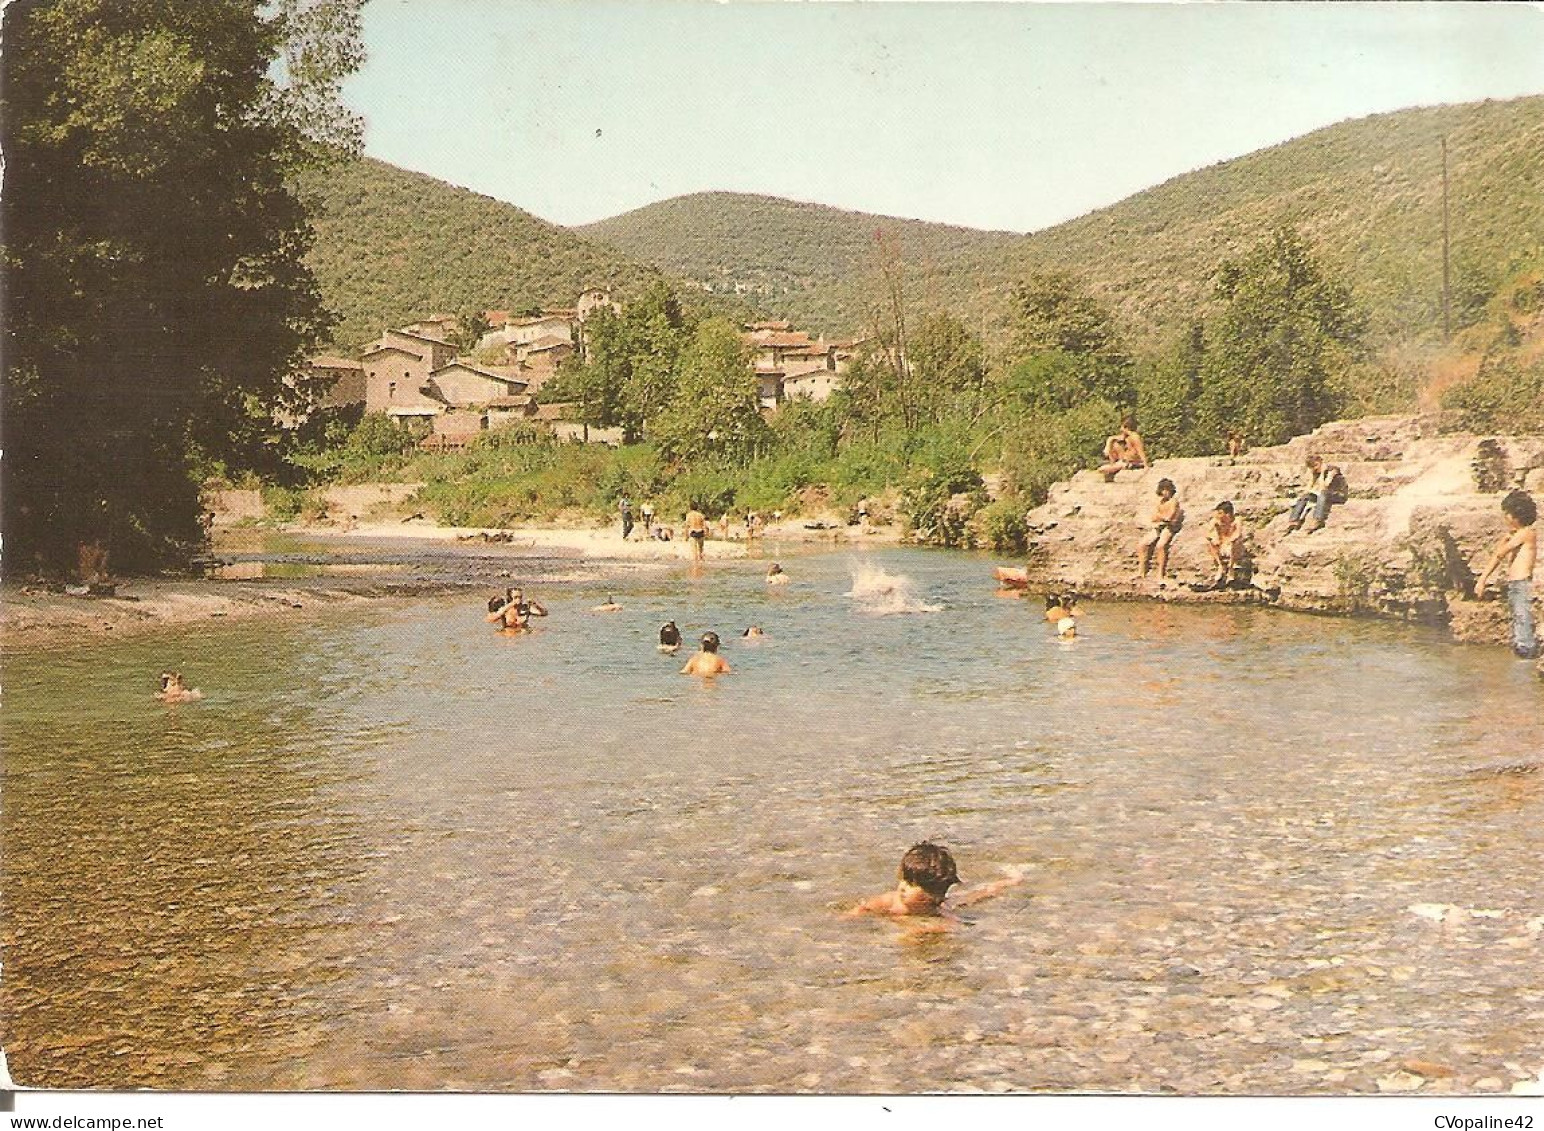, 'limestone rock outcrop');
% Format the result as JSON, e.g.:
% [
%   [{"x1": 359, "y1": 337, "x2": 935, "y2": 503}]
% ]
[{"x1": 1018, "y1": 415, "x2": 1544, "y2": 659}]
